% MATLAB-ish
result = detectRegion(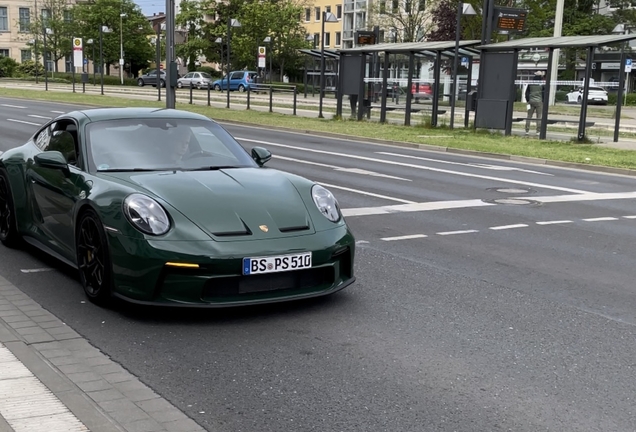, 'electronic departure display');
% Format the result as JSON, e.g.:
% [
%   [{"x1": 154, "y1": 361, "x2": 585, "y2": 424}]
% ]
[
  {"x1": 493, "y1": 7, "x2": 528, "y2": 33},
  {"x1": 356, "y1": 31, "x2": 376, "y2": 45}
]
